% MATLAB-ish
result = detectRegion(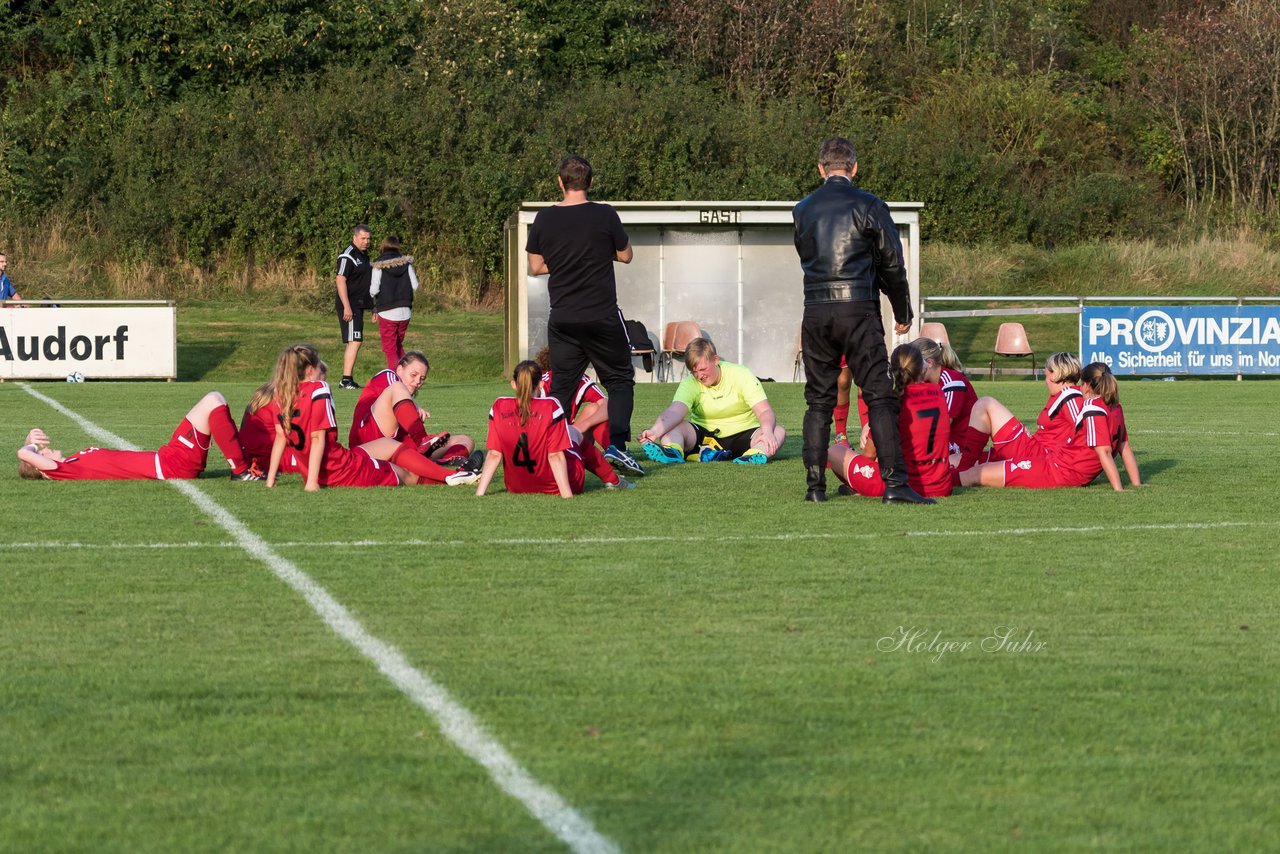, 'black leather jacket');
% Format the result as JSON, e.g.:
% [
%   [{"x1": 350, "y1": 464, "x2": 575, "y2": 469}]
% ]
[{"x1": 792, "y1": 176, "x2": 912, "y2": 324}]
